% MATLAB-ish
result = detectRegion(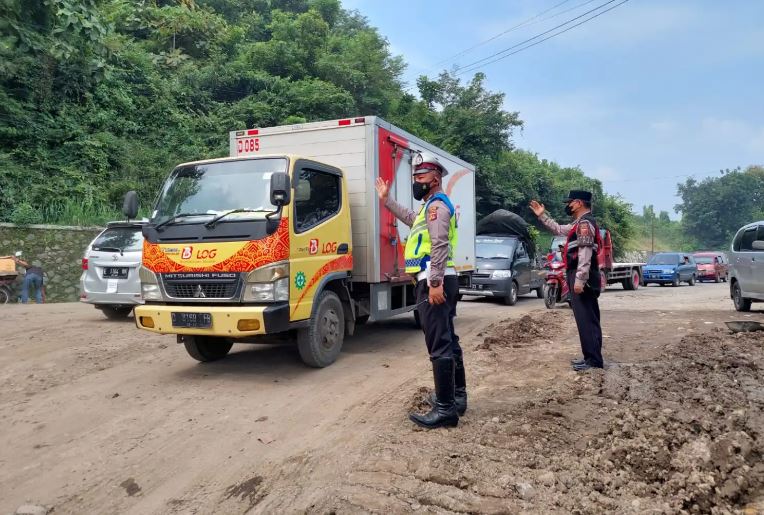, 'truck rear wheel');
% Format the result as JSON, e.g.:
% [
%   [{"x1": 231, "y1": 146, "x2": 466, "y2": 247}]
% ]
[
  {"x1": 297, "y1": 291, "x2": 345, "y2": 368},
  {"x1": 183, "y1": 336, "x2": 233, "y2": 362},
  {"x1": 623, "y1": 269, "x2": 640, "y2": 291}
]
